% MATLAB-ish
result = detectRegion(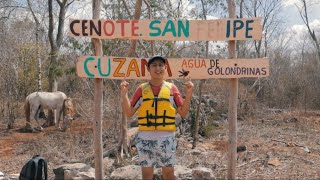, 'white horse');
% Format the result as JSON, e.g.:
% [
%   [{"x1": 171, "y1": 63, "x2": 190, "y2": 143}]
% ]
[{"x1": 24, "y1": 91, "x2": 75, "y2": 131}]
